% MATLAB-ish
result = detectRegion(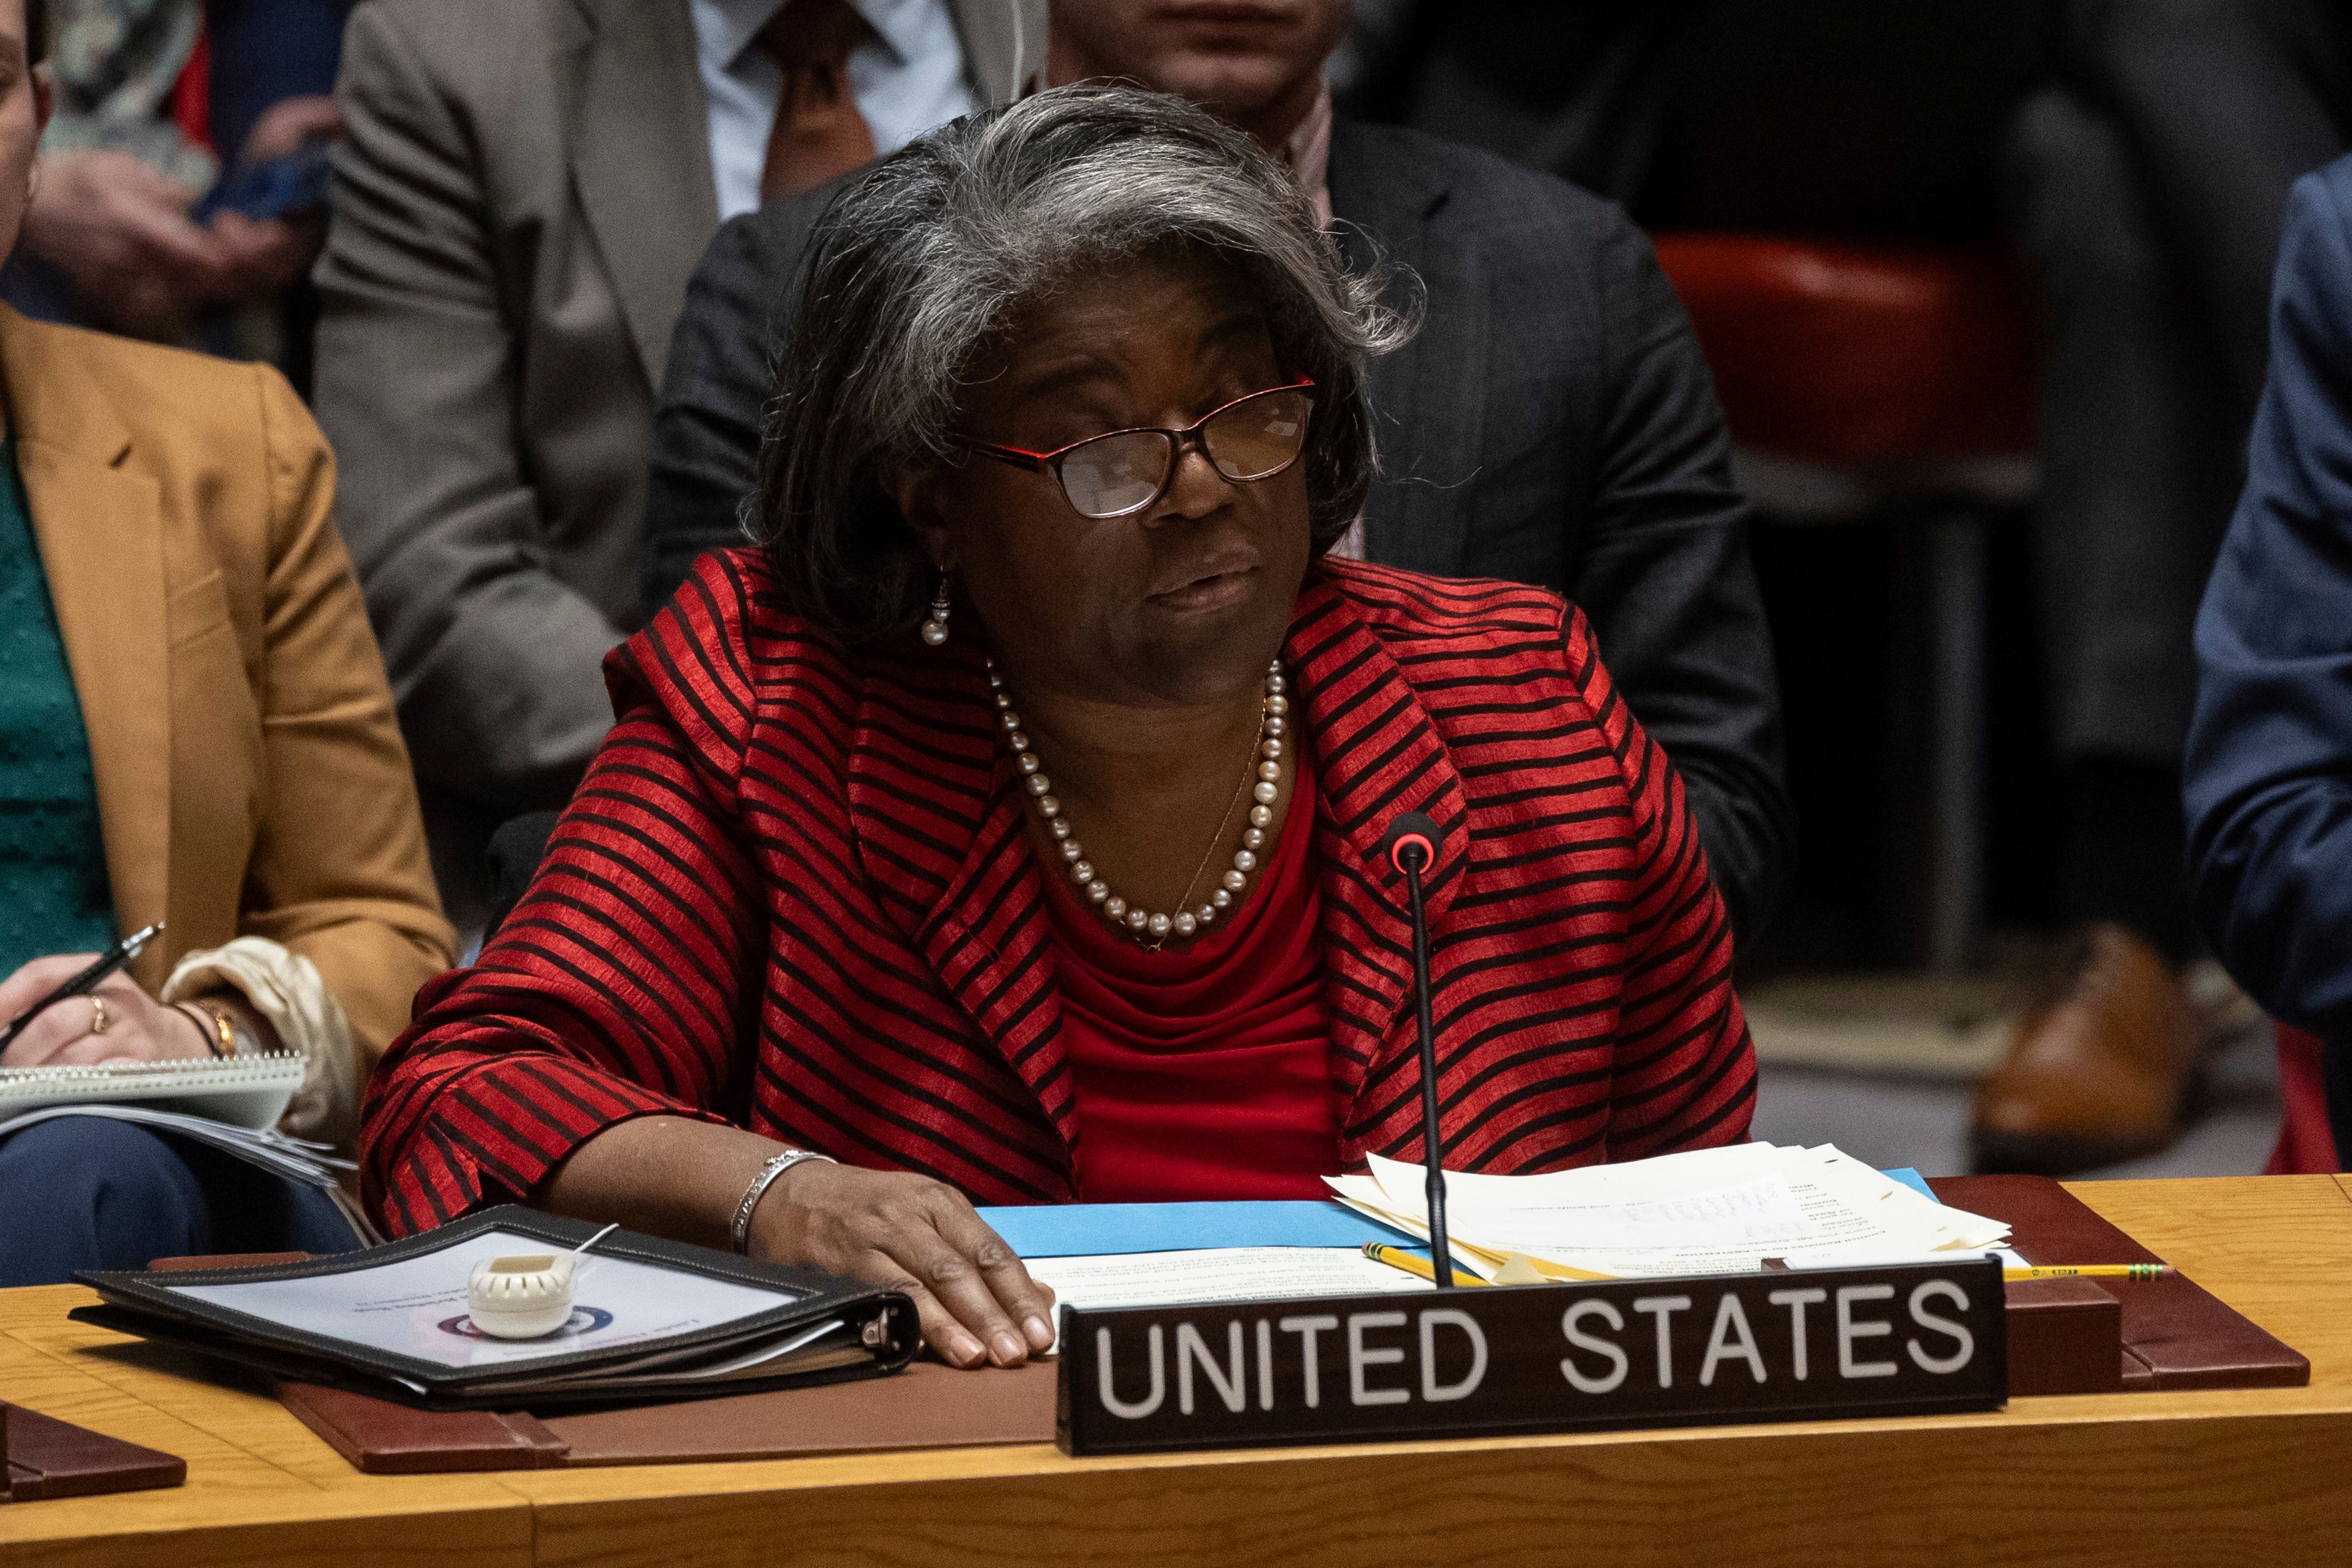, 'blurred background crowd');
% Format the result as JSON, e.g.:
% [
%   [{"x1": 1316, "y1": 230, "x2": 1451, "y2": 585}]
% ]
[{"x1": 14, "y1": 0, "x2": 2352, "y2": 1191}]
